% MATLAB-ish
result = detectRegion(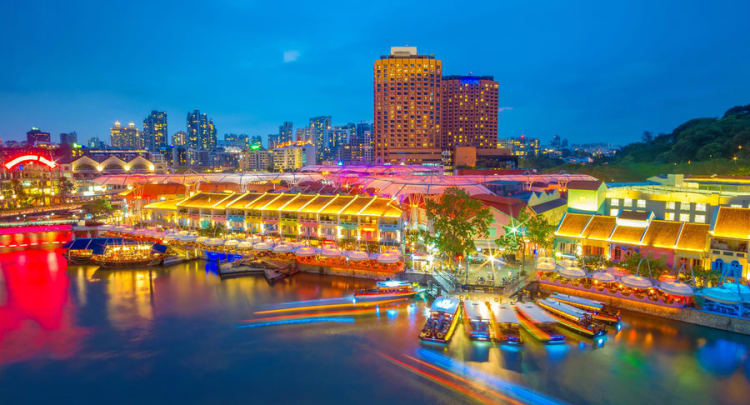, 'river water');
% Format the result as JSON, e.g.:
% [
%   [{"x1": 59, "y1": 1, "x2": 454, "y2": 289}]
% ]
[{"x1": 1, "y1": 246, "x2": 750, "y2": 404}]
